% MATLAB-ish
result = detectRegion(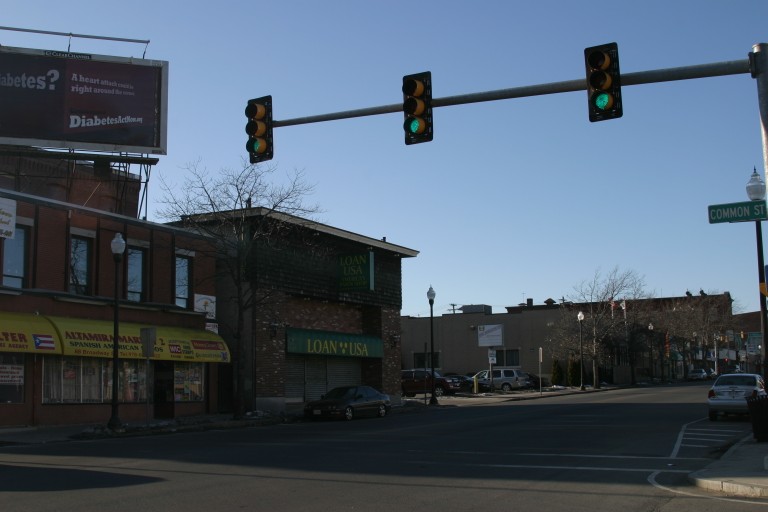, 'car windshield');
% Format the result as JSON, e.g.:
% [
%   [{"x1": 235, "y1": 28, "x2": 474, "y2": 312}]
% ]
[
  {"x1": 715, "y1": 376, "x2": 757, "y2": 387},
  {"x1": 324, "y1": 387, "x2": 355, "y2": 400}
]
